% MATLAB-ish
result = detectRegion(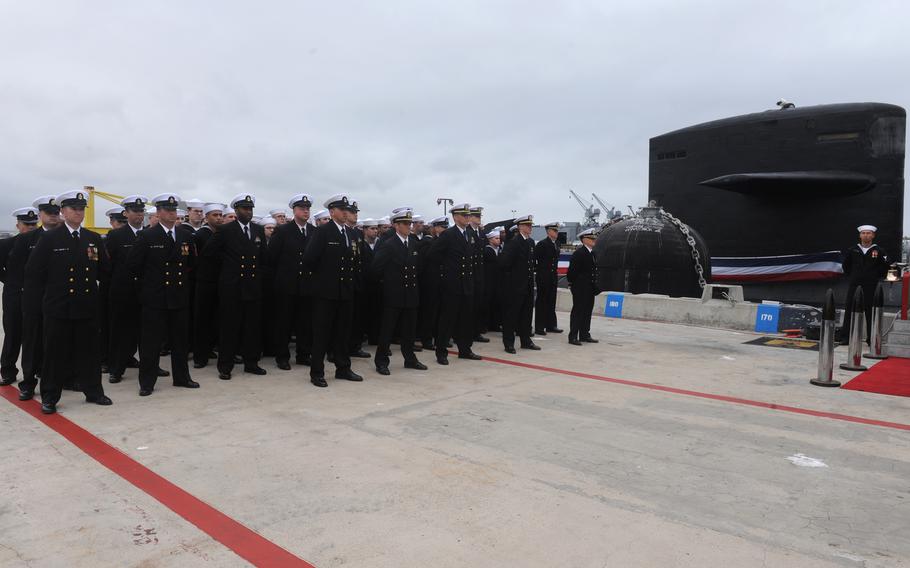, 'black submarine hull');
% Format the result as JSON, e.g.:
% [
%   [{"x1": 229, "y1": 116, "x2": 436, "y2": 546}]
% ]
[{"x1": 649, "y1": 102, "x2": 905, "y2": 304}]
